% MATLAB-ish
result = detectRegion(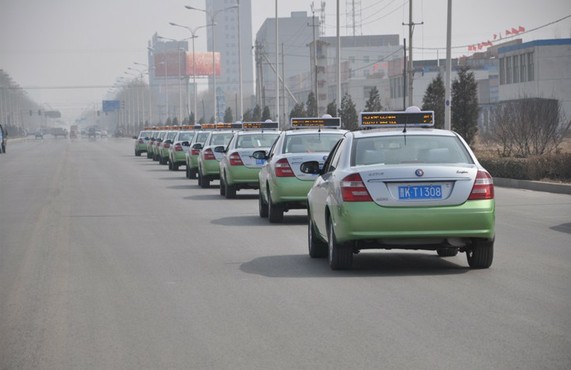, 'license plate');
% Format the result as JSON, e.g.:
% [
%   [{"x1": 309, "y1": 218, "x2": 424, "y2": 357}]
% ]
[{"x1": 398, "y1": 185, "x2": 442, "y2": 200}]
